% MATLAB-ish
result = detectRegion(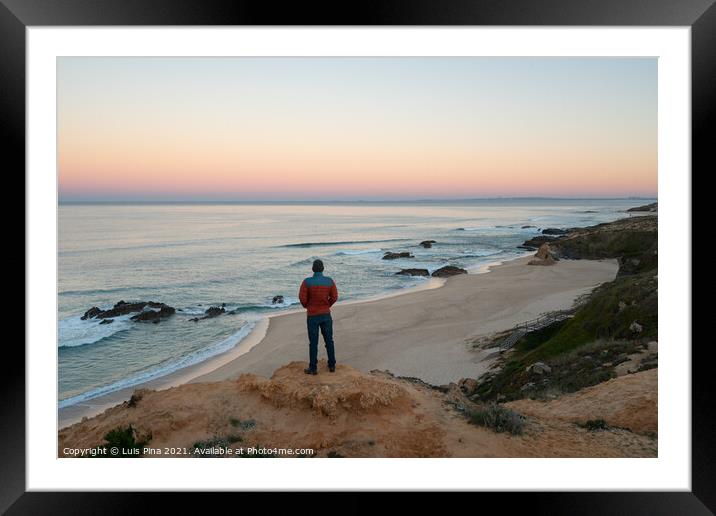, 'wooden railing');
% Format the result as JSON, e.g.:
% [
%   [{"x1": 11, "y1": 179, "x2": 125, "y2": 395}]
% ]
[{"x1": 498, "y1": 309, "x2": 576, "y2": 350}]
